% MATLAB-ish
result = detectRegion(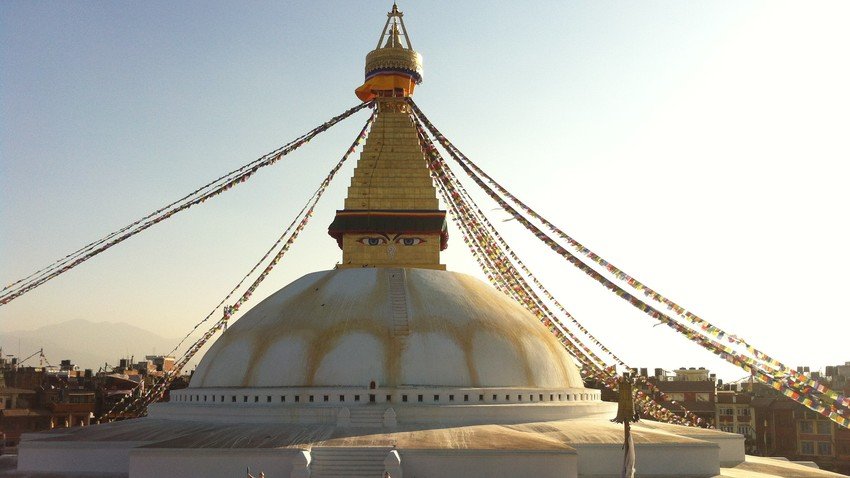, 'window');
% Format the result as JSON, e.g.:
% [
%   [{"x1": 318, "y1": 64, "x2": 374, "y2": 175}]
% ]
[
  {"x1": 737, "y1": 407, "x2": 751, "y2": 416},
  {"x1": 266, "y1": 396, "x2": 271, "y2": 403},
  {"x1": 695, "y1": 393, "x2": 710, "y2": 402},
  {"x1": 737, "y1": 425, "x2": 750, "y2": 435},
  {"x1": 817, "y1": 421, "x2": 831, "y2": 435},
  {"x1": 402, "y1": 395, "x2": 408, "y2": 402},
  {"x1": 463, "y1": 395, "x2": 469, "y2": 402},
  {"x1": 801, "y1": 441, "x2": 815, "y2": 455},
  {"x1": 386, "y1": 394, "x2": 392, "y2": 402},
  {"x1": 449, "y1": 394, "x2": 454, "y2": 402},
  {"x1": 493, "y1": 394, "x2": 497, "y2": 401},
  {"x1": 720, "y1": 408, "x2": 734, "y2": 416},
  {"x1": 800, "y1": 421, "x2": 814, "y2": 433},
  {"x1": 254, "y1": 396, "x2": 258, "y2": 403},
  {"x1": 232, "y1": 396, "x2": 236, "y2": 402},
  {"x1": 720, "y1": 426, "x2": 734, "y2": 433},
  {"x1": 417, "y1": 395, "x2": 423, "y2": 402},
  {"x1": 818, "y1": 442, "x2": 832, "y2": 456},
  {"x1": 309, "y1": 395, "x2": 314, "y2": 403},
  {"x1": 434, "y1": 394, "x2": 439, "y2": 402},
  {"x1": 324, "y1": 395, "x2": 329, "y2": 402},
  {"x1": 281, "y1": 396, "x2": 285, "y2": 402},
  {"x1": 478, "y1": 394, "x2": 484, "y2": 402},
  {"x1": 221, "y1": 395, "x2": 224, "y2": 402},
  {"x1": 294, "y1": 395, "x2": 300, "y2": 403},
  {"x1": 243, "y1": 396, "x2": 248, "y2": 403},
  {"x1": 340, "y1": 395, "x2": 345, "y2": 402},
  {"x1": 354, "y1": 395, "x2": 360, "y2": 402}
]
